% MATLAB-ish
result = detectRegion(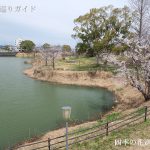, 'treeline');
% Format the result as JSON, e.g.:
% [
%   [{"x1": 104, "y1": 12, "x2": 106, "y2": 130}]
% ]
[{"x1": 72, "y1": 0, "x2": 150, "y2": 101}]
